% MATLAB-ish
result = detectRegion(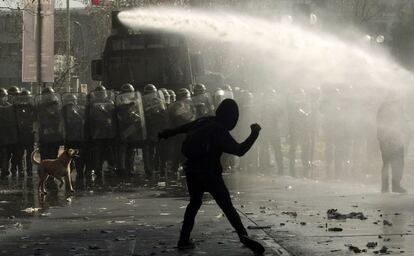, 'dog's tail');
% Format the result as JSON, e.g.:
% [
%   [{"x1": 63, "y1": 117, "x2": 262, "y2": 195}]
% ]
[{"x1": 31, "y1": 149, "x2": 41, "y2": 166}]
